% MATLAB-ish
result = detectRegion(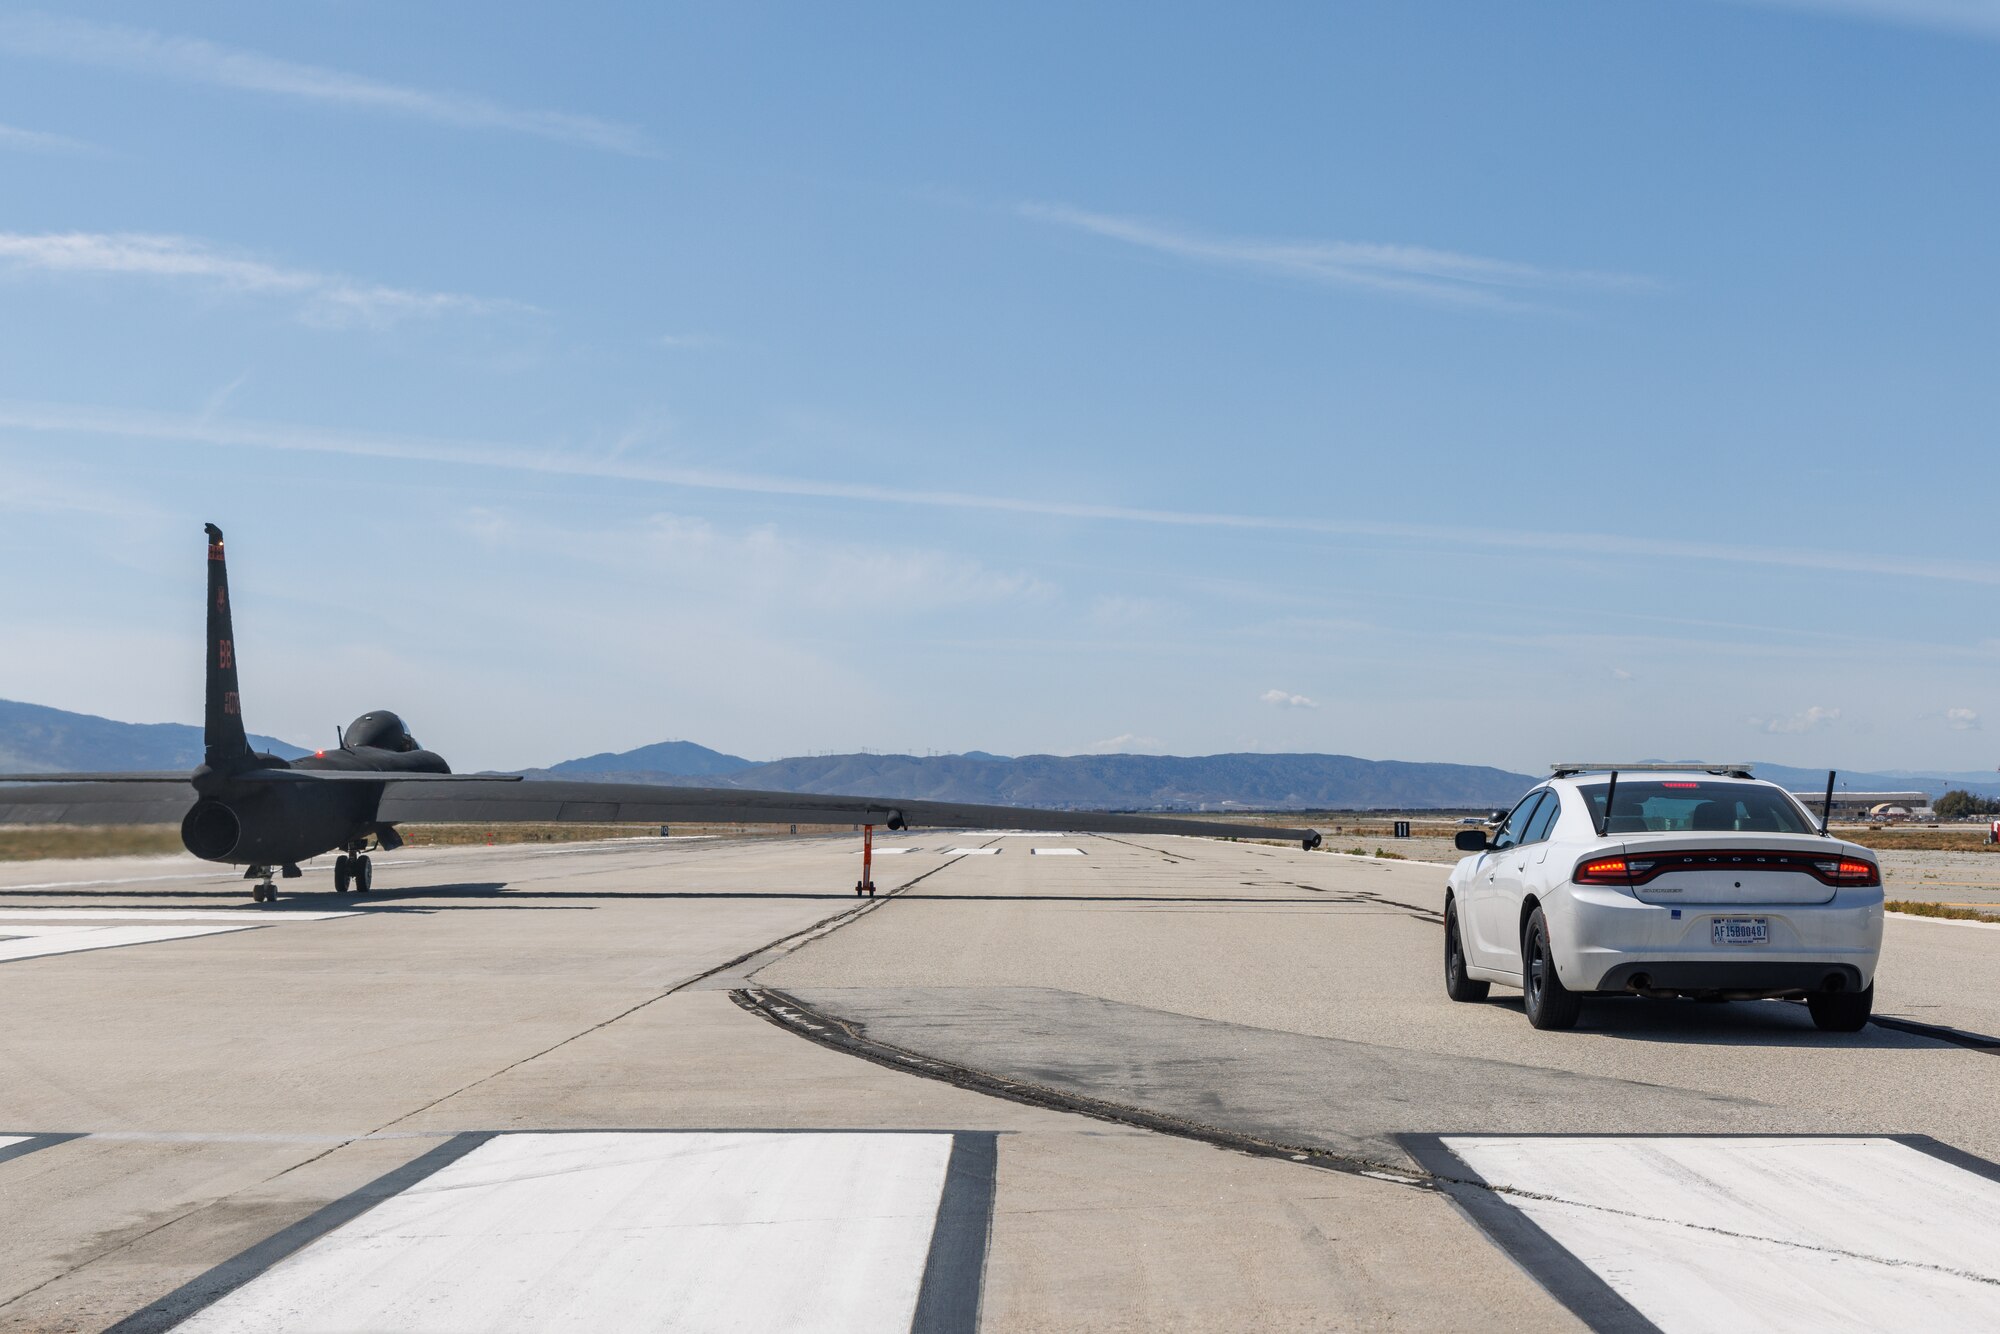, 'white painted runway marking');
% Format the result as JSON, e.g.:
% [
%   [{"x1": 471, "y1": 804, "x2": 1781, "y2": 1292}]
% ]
[
  {"x1": 0, "y1": 1135, "x2": 27, "y2": 1154},
  {"x1": 874, "y1": 847, "x2": 916, "y2": 855},
  {"x1": 1444, "y1": 1136, "x2": 2000, "y2": 1334},
  {"x1": 0, "y1": 922, "x2": 266, "y2": 963},
  {"x1": 0, "y1": 908, "x2": 355, "y2": 922},
  {"x1": 1032, "y1": 847, "x2": 1086, "y2": 856},
  {"x1": 0, "y1": 861, "x2": 419, "y2": 893},
  {"x1": 947, "y1": 848, "x2": 1001, "y2": 856},
  {"x1": 175, "y1": 1131, "x2": 955, "y2": 1334}
]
